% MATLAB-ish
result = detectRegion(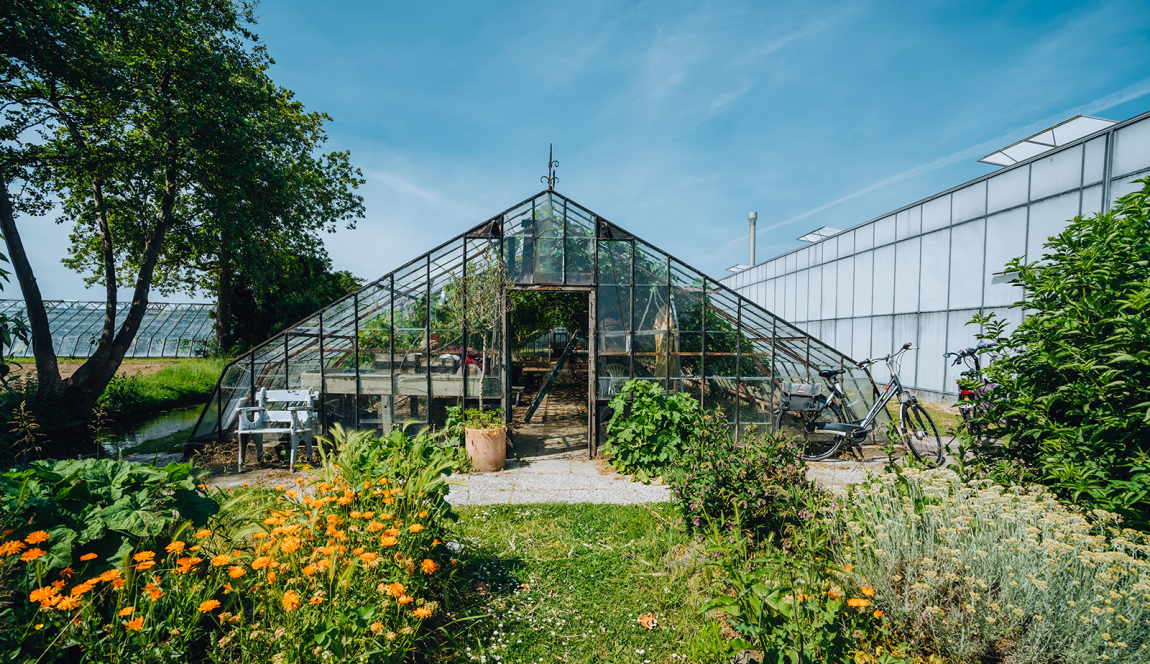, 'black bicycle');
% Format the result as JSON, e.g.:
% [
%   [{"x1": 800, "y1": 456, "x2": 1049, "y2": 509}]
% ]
[
  {"x1": 945, "y1": 342, "x2": 997, "y2": 442},
  {"x1": 776, "y1": 343, "x2": 945, "y2": 467}
]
